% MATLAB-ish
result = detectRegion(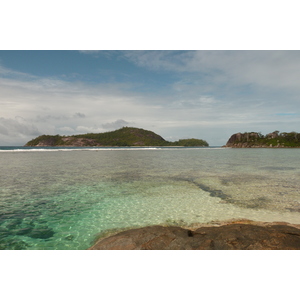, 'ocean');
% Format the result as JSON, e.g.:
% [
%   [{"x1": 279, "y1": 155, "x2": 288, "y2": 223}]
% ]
[{"x1": 1, "y1": 146, "x2": 300, "y2": 250}]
